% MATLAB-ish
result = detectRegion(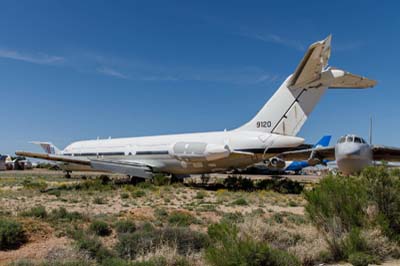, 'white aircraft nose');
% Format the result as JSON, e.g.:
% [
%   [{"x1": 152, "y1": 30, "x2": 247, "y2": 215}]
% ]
[{"x1": 339, "y1": 143, "x2": 362, "y2": 158}]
